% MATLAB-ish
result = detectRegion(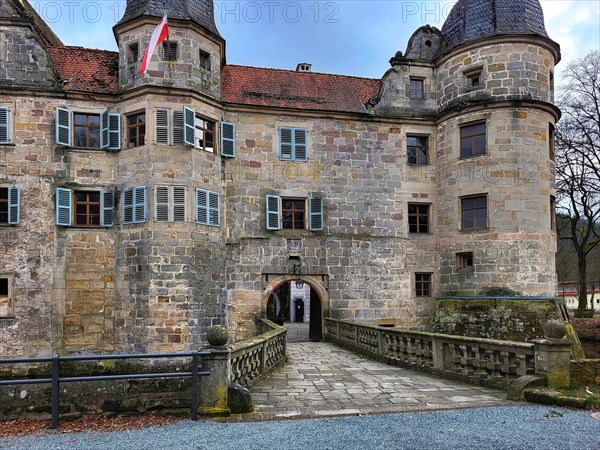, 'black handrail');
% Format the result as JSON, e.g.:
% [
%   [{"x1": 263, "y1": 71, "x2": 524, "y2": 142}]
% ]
[{"x1": 0, "y1": 350, "x2": 210, "y2": 429}]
